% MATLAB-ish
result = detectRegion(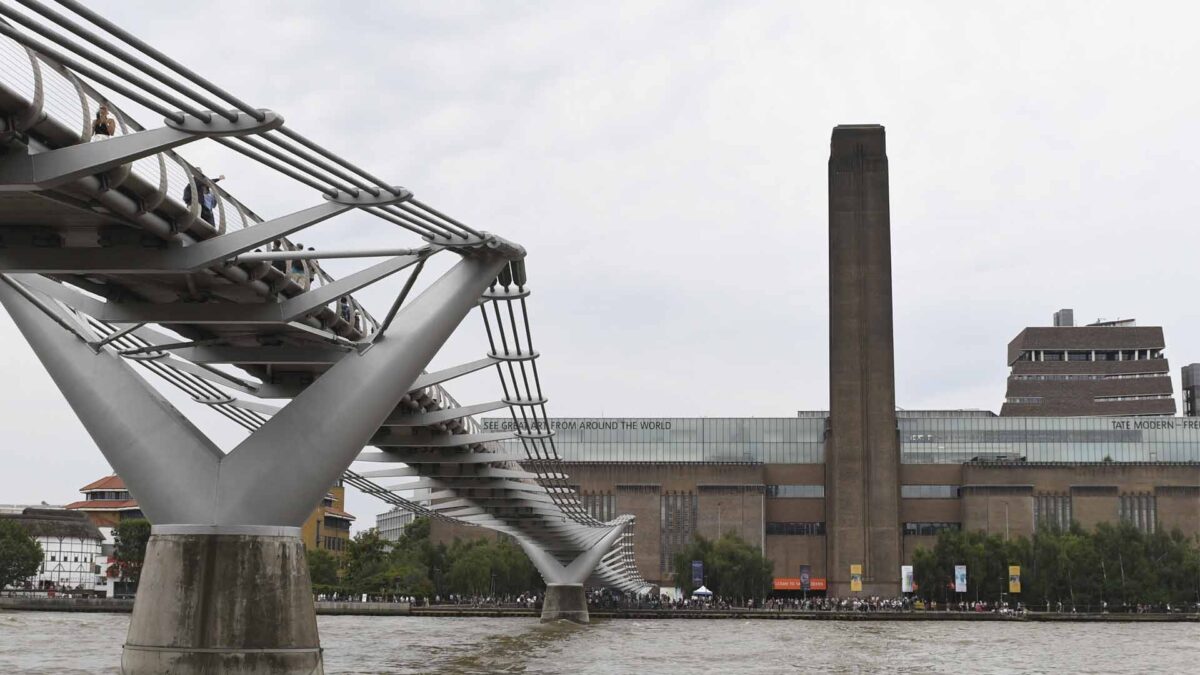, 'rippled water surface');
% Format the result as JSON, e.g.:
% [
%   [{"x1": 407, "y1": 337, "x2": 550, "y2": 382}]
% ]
[{"x1": 2, "y1": 611, "x2": 1198, "y2": 674}]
